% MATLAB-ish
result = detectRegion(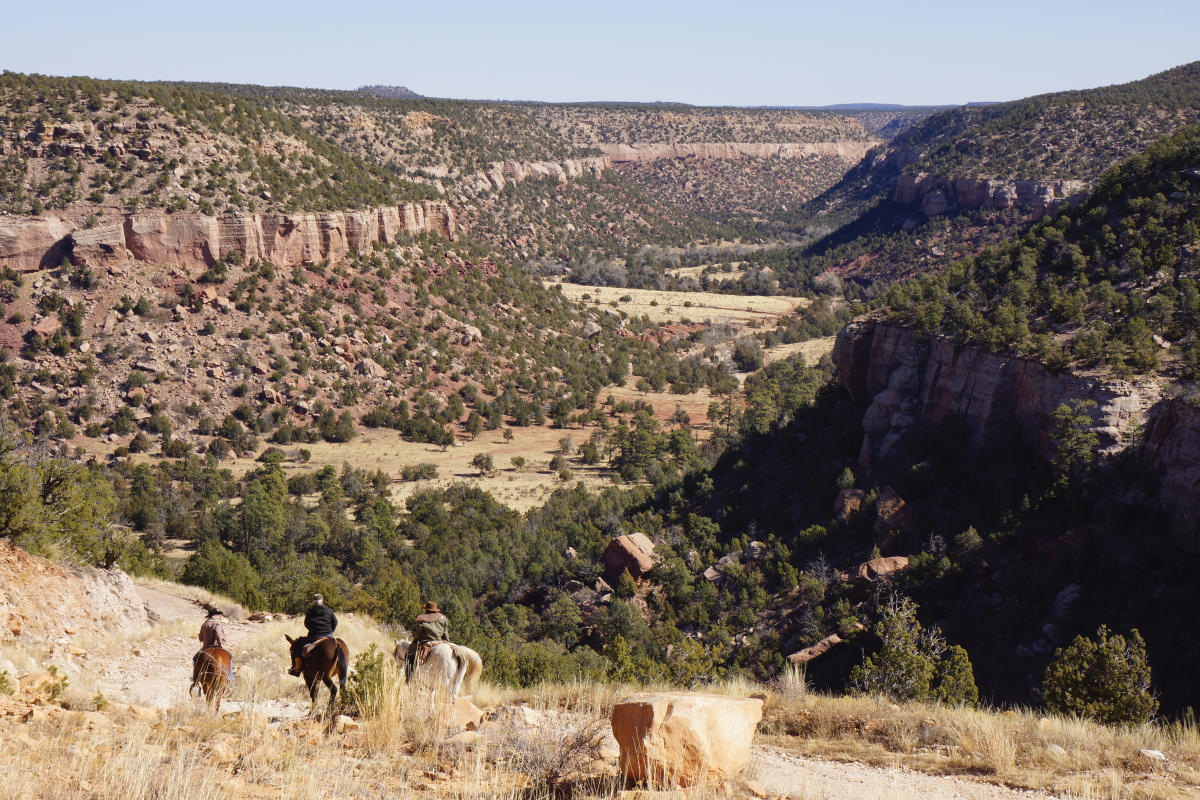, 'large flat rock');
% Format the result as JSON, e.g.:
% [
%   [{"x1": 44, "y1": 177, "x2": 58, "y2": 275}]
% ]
[{"x1": 611, "y1": 691, "x2": 762, "y2": 787}]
